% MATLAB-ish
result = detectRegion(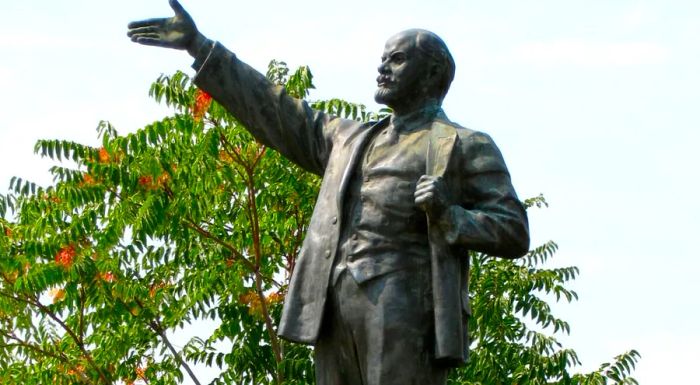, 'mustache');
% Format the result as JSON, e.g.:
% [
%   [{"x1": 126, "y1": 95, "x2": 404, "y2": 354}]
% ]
[{"x1": 376, "y1": 75, "x2": 393, "y2": 86}]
